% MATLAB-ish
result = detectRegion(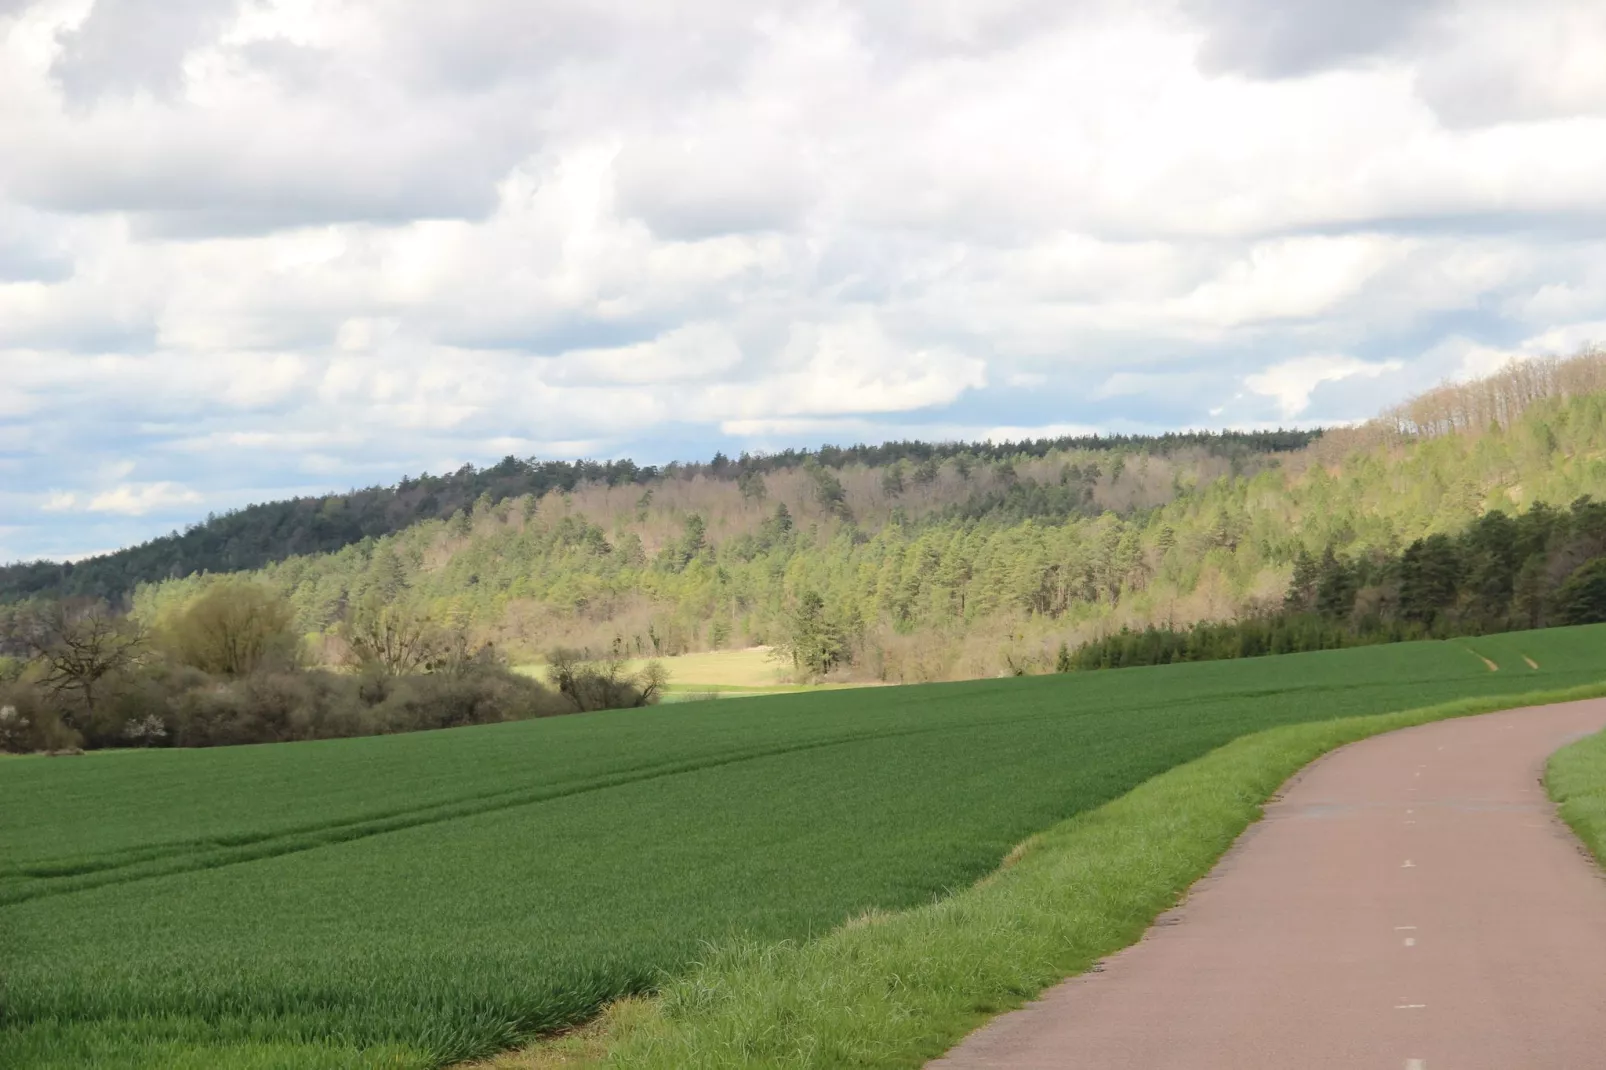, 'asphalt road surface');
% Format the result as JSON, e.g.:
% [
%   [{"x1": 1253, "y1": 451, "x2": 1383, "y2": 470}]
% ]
[{"x1": 930, "y1": 699, "x2": 1606, "y2": 1070}]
